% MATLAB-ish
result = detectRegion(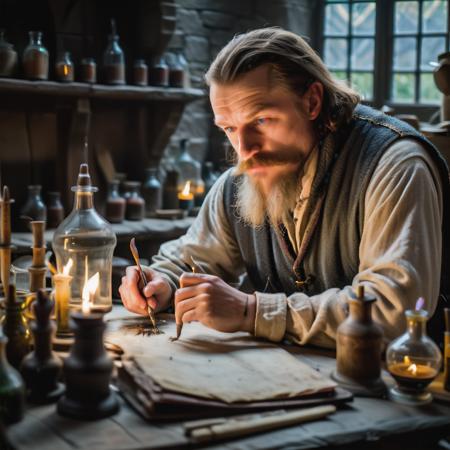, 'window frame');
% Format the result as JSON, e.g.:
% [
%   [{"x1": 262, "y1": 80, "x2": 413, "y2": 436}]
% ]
[{"x1": 316, "y1": 0, "x2": 450, "y2": 121}]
